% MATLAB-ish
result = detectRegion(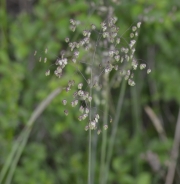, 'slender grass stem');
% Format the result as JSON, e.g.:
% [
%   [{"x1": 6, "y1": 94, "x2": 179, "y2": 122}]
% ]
[
  {"x1": 131, "y1": 84, "x2": 141, "y2": 135},
  {"x1": 87, "y1": 24, "x2": 103, "y2": 184},
  {"x1": 104, "y1": 79, "x2": 126, "y2": 184},
  {"x1": 0, "y1": 134, "x2": 24, "y2": 183},
  {"x1": 88, "y1": 128, "x2": 92, "y2": 184},
  {"x1": 99, "y1": 75, "x2": 109, "y2": 184},
  {"x1": 0, "y1": 88, "x2": 61, "y2": 184},
  {"x1": 130, "y1": 84, "x2": 142, "y2": 175},
  {"x1": 5, "y1": 127, "x2": 31, "y2": 184},
  {"x1": 165, "y1": 107, "x2": 180, "y2": 184},
  {"x1": 91, "y1": 129, "x2": 98, "y2": 184},
  {"x1": 88, "y1": 64, "x2": 93, "y2": 184}
]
